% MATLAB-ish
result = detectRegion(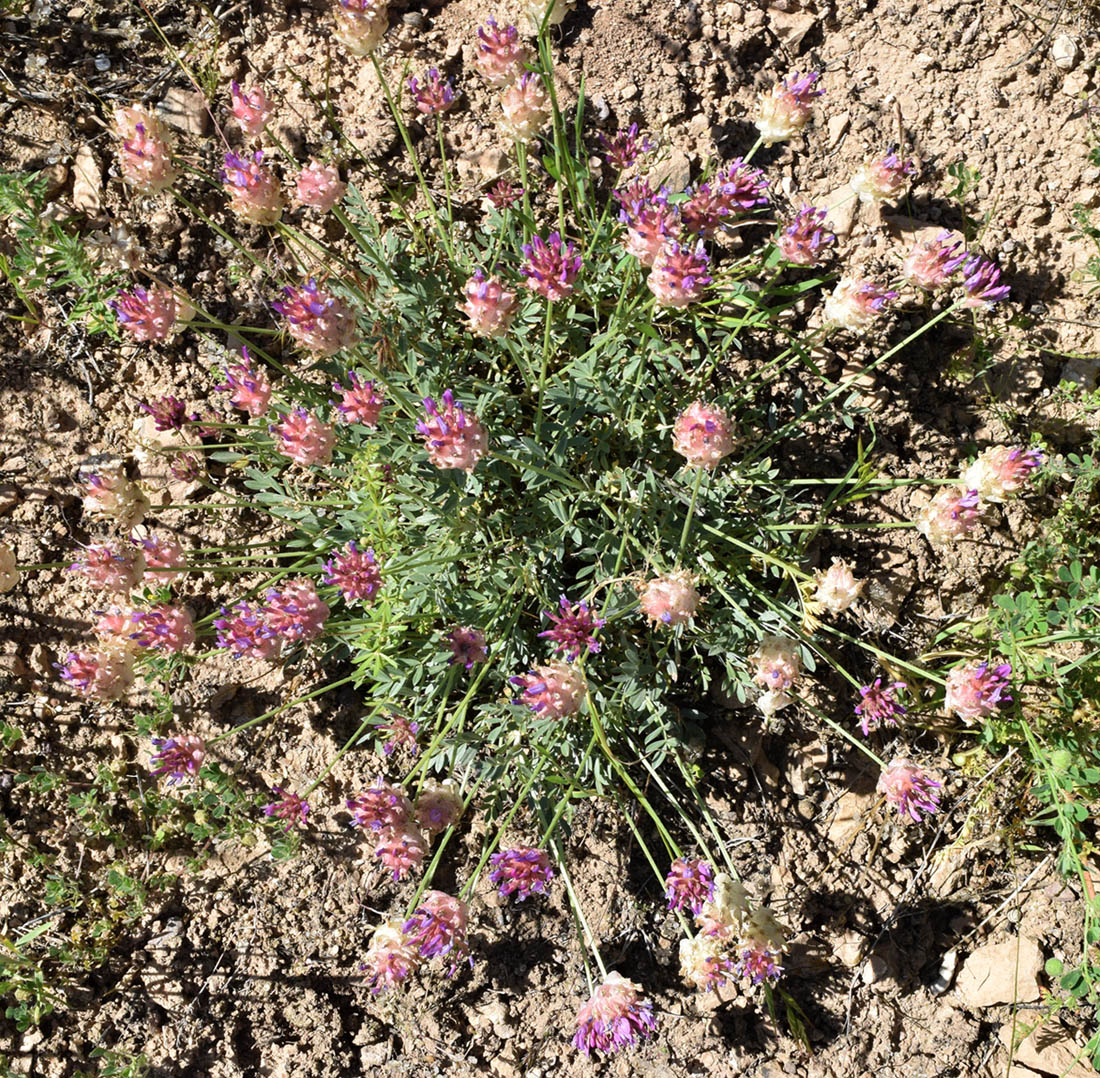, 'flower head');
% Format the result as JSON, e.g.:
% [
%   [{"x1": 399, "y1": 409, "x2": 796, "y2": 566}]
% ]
[
  {"x1": 218, "y1": 348, "x2": 272, "y2": 417},
  {"x1": 752, "y1": 634, "x2": 801, "y2": 716},
  {"x1": 150, "y1": 735, "x2": 206, "y2": 783},
  {"x1": 615, "y1": 179, "x2": 679, "y2": 267},
  {"x1": 510, "y1": 662, "x2": 587, "y2": 719},
  {"x1": 855, "y1": 679, "x2": 907, "y2": 736},
  {"x1": 539, "y1": 595, "x2": 604, "y2": 661},
  {"x1": 111, "y1": 286, "x2": 191, "y2": 342},
  {"x1": 598, "y1": 124, "x2": 654, "y2": 171},
  {"x1": 485, "y1": 180, "x2": 523, "y2": 209},
  {"x1": 572, "y1": 972, "x2": 657, "y2": 1057},
  {"x1": 379, "y1": 714, "x2": 420, "y2": 756},
  {"x1": 323, "y1": 542, "x2": 382, "y2": 602},
  {"x1": 963, "y1": 446, "x2": 1042, "y2": 502},
  {"x1": 648, "y1": 240, "x2": 712, "y2": 308},
  {"x1": 332, "y1": 372, "x2": 384, "y2": 427},
  {"x1": 851, "y1": 151, "x2": 914, "y2": 203},
  {"x1": 959, "y1": 255, "x2": 1011, "y2": 309},
  {"x1": 902, "y1": 231, "x2": 966, "y2": 290},
  {"x1": 488, "y1": 848, "x2": 554, "y2": 901},
  {"x1": 138, "y1": 394, "x2": 193, "y2": 432},
  {"x1": 916, "y1": 486, "x2": 983, "y2": 544},
  {"x1": 114, "y1": 106, "x2": 177, "y2": 194},
  {"x1": 374, "y1": 823, "x2": 428, "y2": 881},
  {"x1": 263, "y1": 578, "x2": 329, "y2": 644},
  {"x1": 823, "y1": 276, "x2": 897, "y2": 332},
  {"x1": 736, "y1": 908, "x2": 786, "y2": 985},
  {"x1": 665, "y1": 858, "x2": 715, "y2": 915},
  {"x1": 812, "y1": 559, "x2": 864, "y2": 615},
  {"x1": 402, "y1": 891, "x2": 470, "y2": 969},
  {"x1": 0, "y1": 542, "x2": 18, "y2": 594},
  {"x1": 220, "y1": 151, "x2": 284, "y2": 225},
  {"x1": 460, "y1": 270, "x2": 518, "y2": 337},
  {"x1": 348, "y1": 779, "x2": 414, "y2": 832},
  {"x1": 83, "y1": 468, "x2": 149, "y2": 530},
  {"x1": 680, "y1": 934, "x2": 737, "y2": 991},
  {"x1": 295, "y1": 160, "x2": 346, "y2": 212},
  {"x1": 58, "y1": 648, "x2": 135, "y2": 701},
  {"x1": 129, "y1": 604, "x2": 195, "y2": 652},
  {"x1": 271, "y1": 408, "x2": 336, "y2": 466},
  {"x1": 499, "y1": 72, "x2": 549, "y2": 142},
  {"x1": 417, "y1": 390, "x2": 488, "y2": 473},
  {"x1": 70, "y1": 542, "x2": 145, "y2": 594},
  {"x1": 213, "y1": 600, "x2": 279, "y2": 660},
  {"x1": 273, "y1": 279, "x2": 357, "y2": 355},
  {"x1": 754, "y1": 71, "x2": 823, "y2": 145},
  {"x1": 408, "y1": 68, "x2": 458, "y2": 115},
  {"x1": 638, "y1": 570, "x2": 701, "y2": 627},
  {"x1": 672, "y1": 400, "x2": 735, "y2": 469},
  {"x1": 334, "y1": 0, "x2": 389, "y2": 56},
  {"x1": 475, "y1": 18, "x2": 531, "y2": 86},
  {"x1": 777, "y1": 205, "x2": 836, "y2": 266},
  {"x1": 448, "y1": 626, "x2": 487, "y2": 668},
  {"x1": 363, "y1": 920, "x2": 418, "y2": 994},
  {"x1": 944, "y1": 660, "x2": 1012, "y2": 723},
  {"x1": 263, "y1": 788, "x2": 310, "y2": 831},
  {"x1": 521, "y1": 232, "x2": 581, "y2": 302},
  {"x1": 414, "y1": 778, "x2": 463, "y2": 835},
  {"x1": 230, "y1": 81, "x2": 272, "y2": 141},
  {"x1": 878, "y1": 757, "x2": 942, "y2": 822}
]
